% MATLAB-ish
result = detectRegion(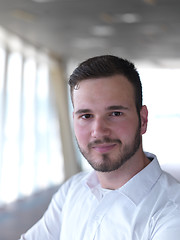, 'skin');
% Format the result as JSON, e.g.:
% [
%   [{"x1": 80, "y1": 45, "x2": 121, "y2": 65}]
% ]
[{"x1": 73, "y1": 74, "x2": 149, "y2": 189}]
